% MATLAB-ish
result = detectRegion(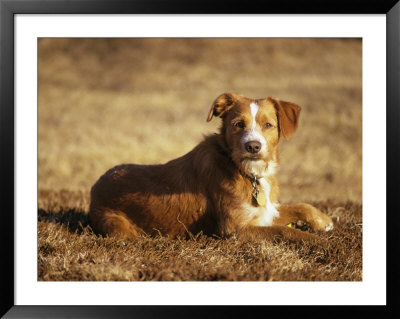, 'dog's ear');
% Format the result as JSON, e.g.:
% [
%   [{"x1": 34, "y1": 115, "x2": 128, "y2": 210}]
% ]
[
  {"x1": 207, "y1": 93, "x2": 237, "y2": 122},
  {"x1": 269, "y1": 97, "x2": 301, "y2": 140}
]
